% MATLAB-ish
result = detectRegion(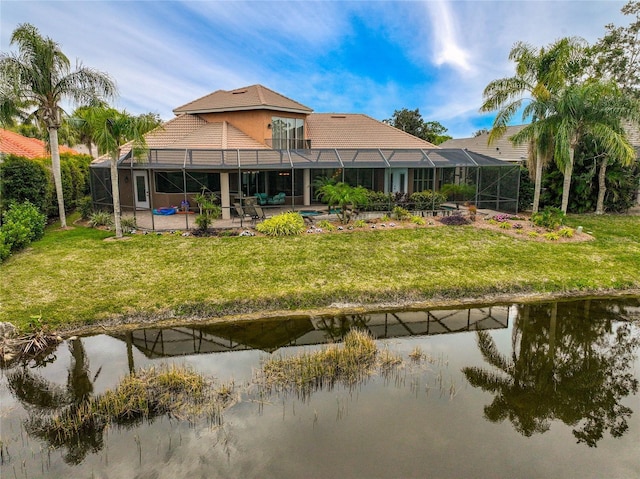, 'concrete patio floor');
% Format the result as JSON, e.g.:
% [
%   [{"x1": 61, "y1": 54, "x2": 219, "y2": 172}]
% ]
[{"x1": 122, "y1": 204, "x2": 495, "y2": 232}]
